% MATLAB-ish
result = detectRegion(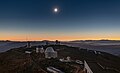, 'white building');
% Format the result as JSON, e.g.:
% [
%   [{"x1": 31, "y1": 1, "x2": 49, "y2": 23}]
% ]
[
  {"x1": 40, "y1": 47, "x2": 44, "y2": 53},
  {"x1": 26, "y1": 41, "x2": 31, "y2": 48},
  {"x1": 59, "y1": 57, "x2": 71, "y2": 62},
  {"x1": 25, "y1": 51, "x2": 31, "y2": 54},
  {"x1": 76, "y1": 60, "x2": 83, "y2": 64},
  {"x1": 36, "y1": 47, "x2": 39, "y2": 53},
  {"x1": 45, "y1": 47, "x2": 57, "y2": 59},
  {"x1": 66, "y1": 56, "x2": 71, "y2": 62},
  {"x1": 36, "y1": 47, "x2": 44, "y2": 53}
]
